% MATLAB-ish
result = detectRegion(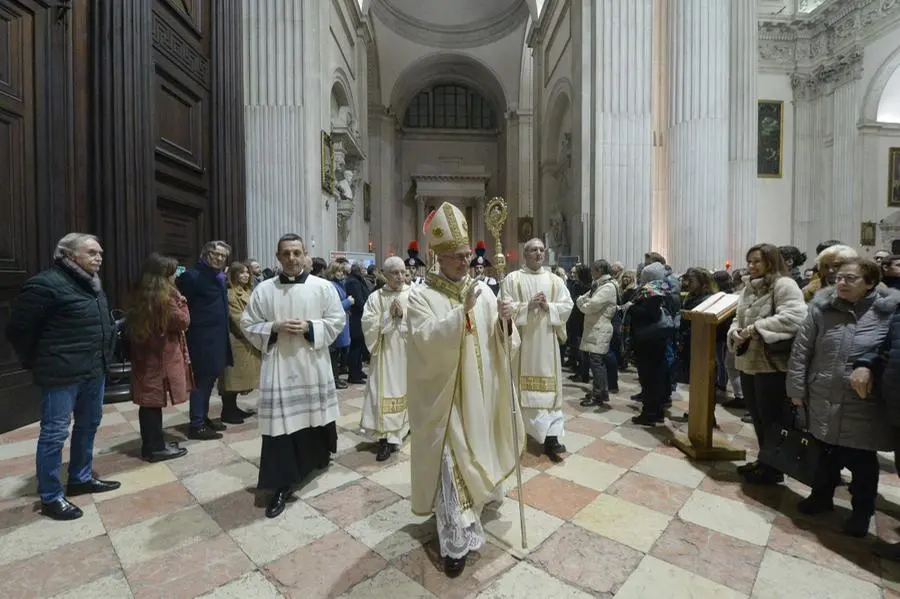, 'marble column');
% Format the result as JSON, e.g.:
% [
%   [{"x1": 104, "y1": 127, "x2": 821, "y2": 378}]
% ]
[
  {"x1": 667, "y1": 0, "x2": 730, "y2": 271},
  {"x1": 650, "y1": 0, "x2": 669, "y2": 257},
  {"x1": 505, "y1": 112, "x2": 521, "y2": 257},
  {"x1": 829, "y1": 58, "x2": 863, "y2": 246},
  {"x1": 790, "y1": 74, "x2": 818, "y2": 256},
  {"x1": 243, "y1": 0, "x2": 309, "y2": 262},
  {"x1": 591, "y1": 0, "x2": 654, "y2": 264},
  {"x1": 727, "y1": 0, "x2": 757, "y2": 265}
]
